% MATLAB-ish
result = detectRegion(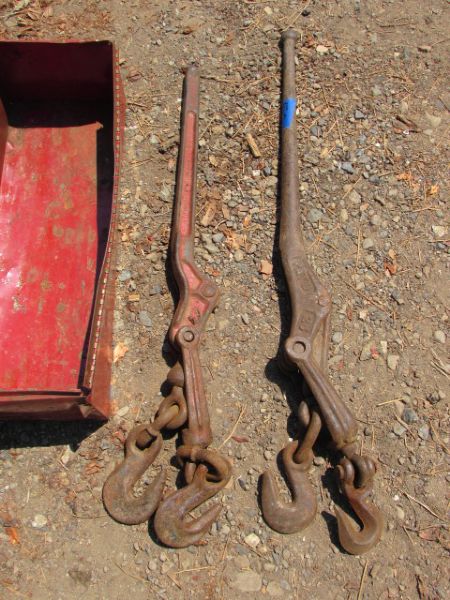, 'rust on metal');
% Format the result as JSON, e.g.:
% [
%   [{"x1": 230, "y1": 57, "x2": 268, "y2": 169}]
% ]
[
  {"x1": 260, "y1": 30, "x2": 383, "y2": 554},
  {"x1": 154, "y1": 448, "x2": 231, "y2": 548},
  {"x1": 103, "y1": 66, "x2": 230, "y2": 546}
]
